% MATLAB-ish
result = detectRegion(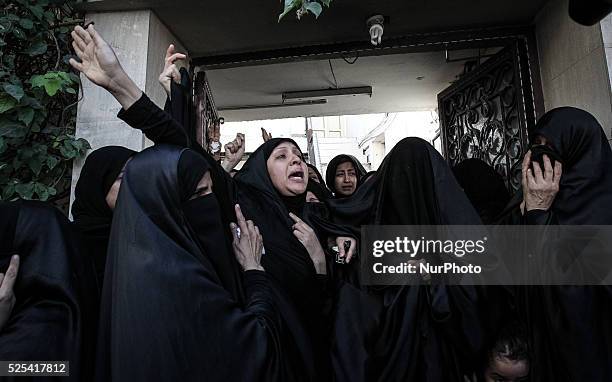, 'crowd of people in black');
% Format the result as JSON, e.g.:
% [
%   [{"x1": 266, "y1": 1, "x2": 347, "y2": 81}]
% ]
[{"x1": 1, "y1": 24, "x2": 611, "y2": 382}]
